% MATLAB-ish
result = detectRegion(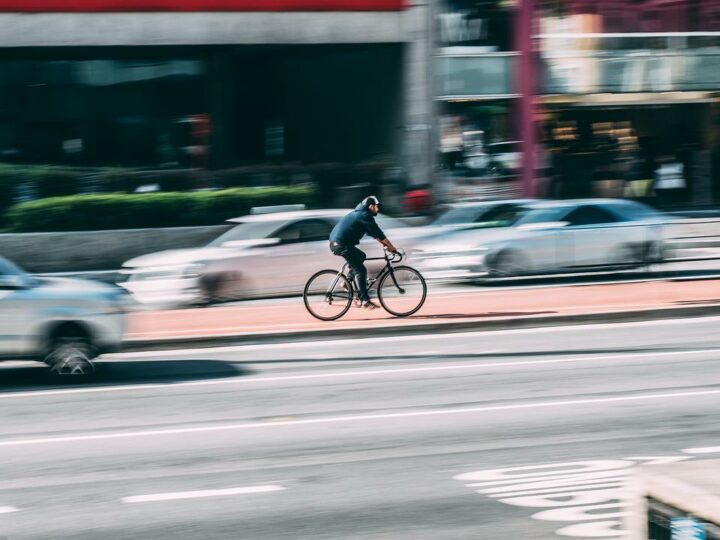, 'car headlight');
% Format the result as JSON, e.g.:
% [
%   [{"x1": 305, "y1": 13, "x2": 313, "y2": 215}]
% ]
[
  {"x1": 182, "y1": 263, "x2": 206, "y2": 279},
  {"x1": 416, "y1": 246, "x2": 489, "y2": 259},
  {"x1": 127, "y1": 264, "x2": 205, "y2": 281}
]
